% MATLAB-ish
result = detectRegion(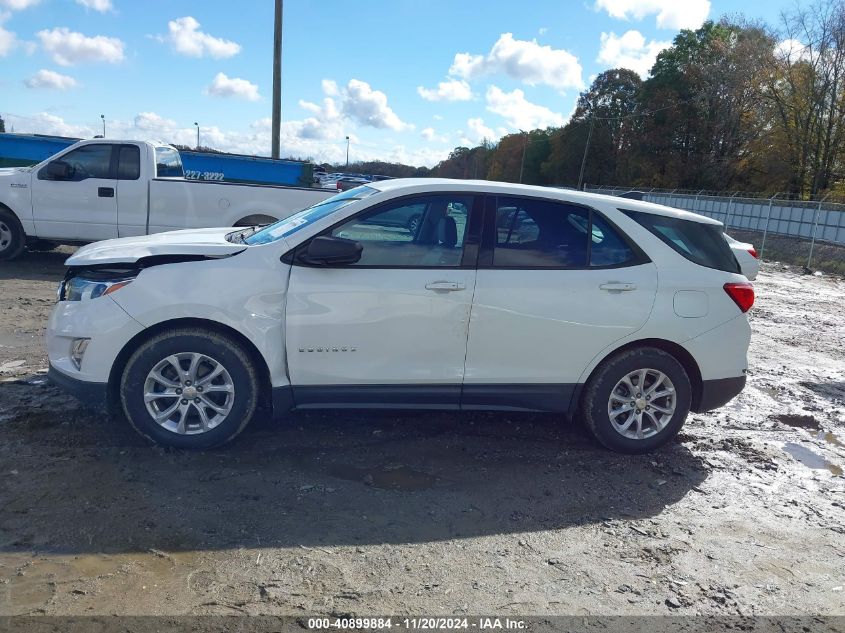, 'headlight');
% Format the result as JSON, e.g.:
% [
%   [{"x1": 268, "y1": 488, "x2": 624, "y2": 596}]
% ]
[{"x1": 59, "y1": 273, "x2": 136, "y2": 301}]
